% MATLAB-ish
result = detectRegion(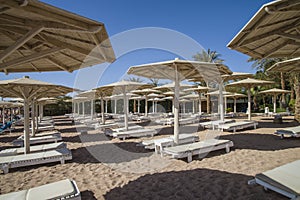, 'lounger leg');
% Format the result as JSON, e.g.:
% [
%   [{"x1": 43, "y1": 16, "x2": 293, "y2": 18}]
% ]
[
  {"x1": 2, "y1": 164, "x2": 9, "y2": 174},
  {"x1": 187, "y1": 152, "x2": 192, "y2": 163},
  {"x1": 225, "y1": 144, "x2": 230, "y2": 153},
  {"x1": 60, "y1": 157, "x2": 65, "y2": 164}
]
